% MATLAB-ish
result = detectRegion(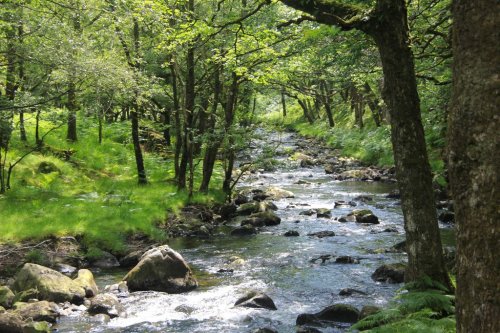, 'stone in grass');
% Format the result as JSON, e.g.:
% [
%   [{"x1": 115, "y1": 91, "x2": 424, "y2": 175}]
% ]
[{"x1": 234, "y1": 291, "x2": 277, "y2": 310}]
